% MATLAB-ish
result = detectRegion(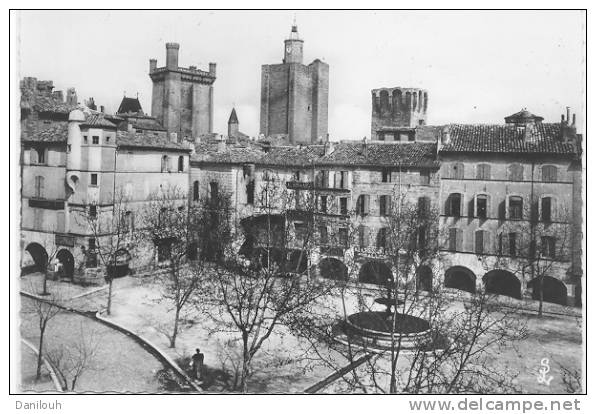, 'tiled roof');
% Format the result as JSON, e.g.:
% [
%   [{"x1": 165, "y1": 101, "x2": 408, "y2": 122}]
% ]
[
  {"x1": 439, "y1": 123, "x2": 578, "y2": 155},
  {"x1": 31, "y1": 95, "x2": 77, "y2": 114},
  {"x1": 125, "y1": 116, "x2": 166, "y2": 131},
  {"x1": 116, "y1": 131, "x2": 191, "y2": 152},
  {"x1": 228, "y1": 108, "x2": 239, "y2": 124},
  {"x1": 504, "y1": 109, "x2": 544, "y2": 123},
  {"x1": 260, "y1": 145, "x2": 326, "y2": 167},
  {"x1": 321, "y1": 142, "x2": 439, "y2": 168},
  {"x1": 116, "y1": 97, "x2": 143, "y2": 115},
  {"x1": 21, "y1": 122, "x2": 68, "y2": 144},
  {"x1": 81, "y1": 113, "x2": 117, "y2": 128},
  {"x1": 192, "y1": 142, "x2": 264, "y2": 164}
]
